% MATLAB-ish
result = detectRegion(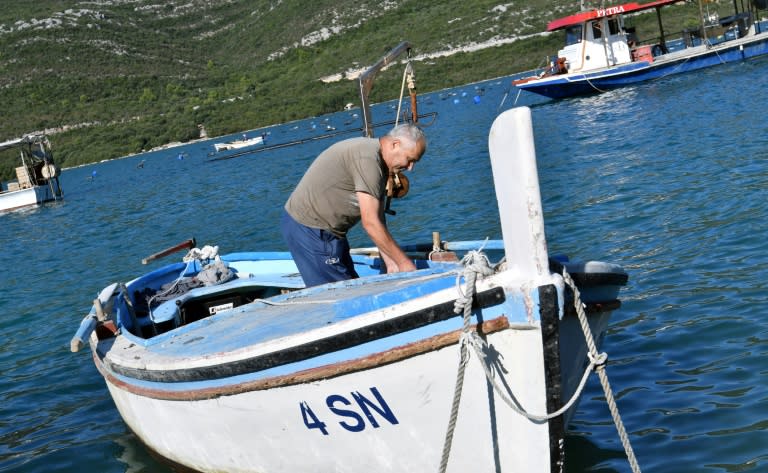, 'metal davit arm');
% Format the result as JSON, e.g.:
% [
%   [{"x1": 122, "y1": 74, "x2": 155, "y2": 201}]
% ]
[{"x1": 358, "y1": 41, "x2": 412, "y2": 138}]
